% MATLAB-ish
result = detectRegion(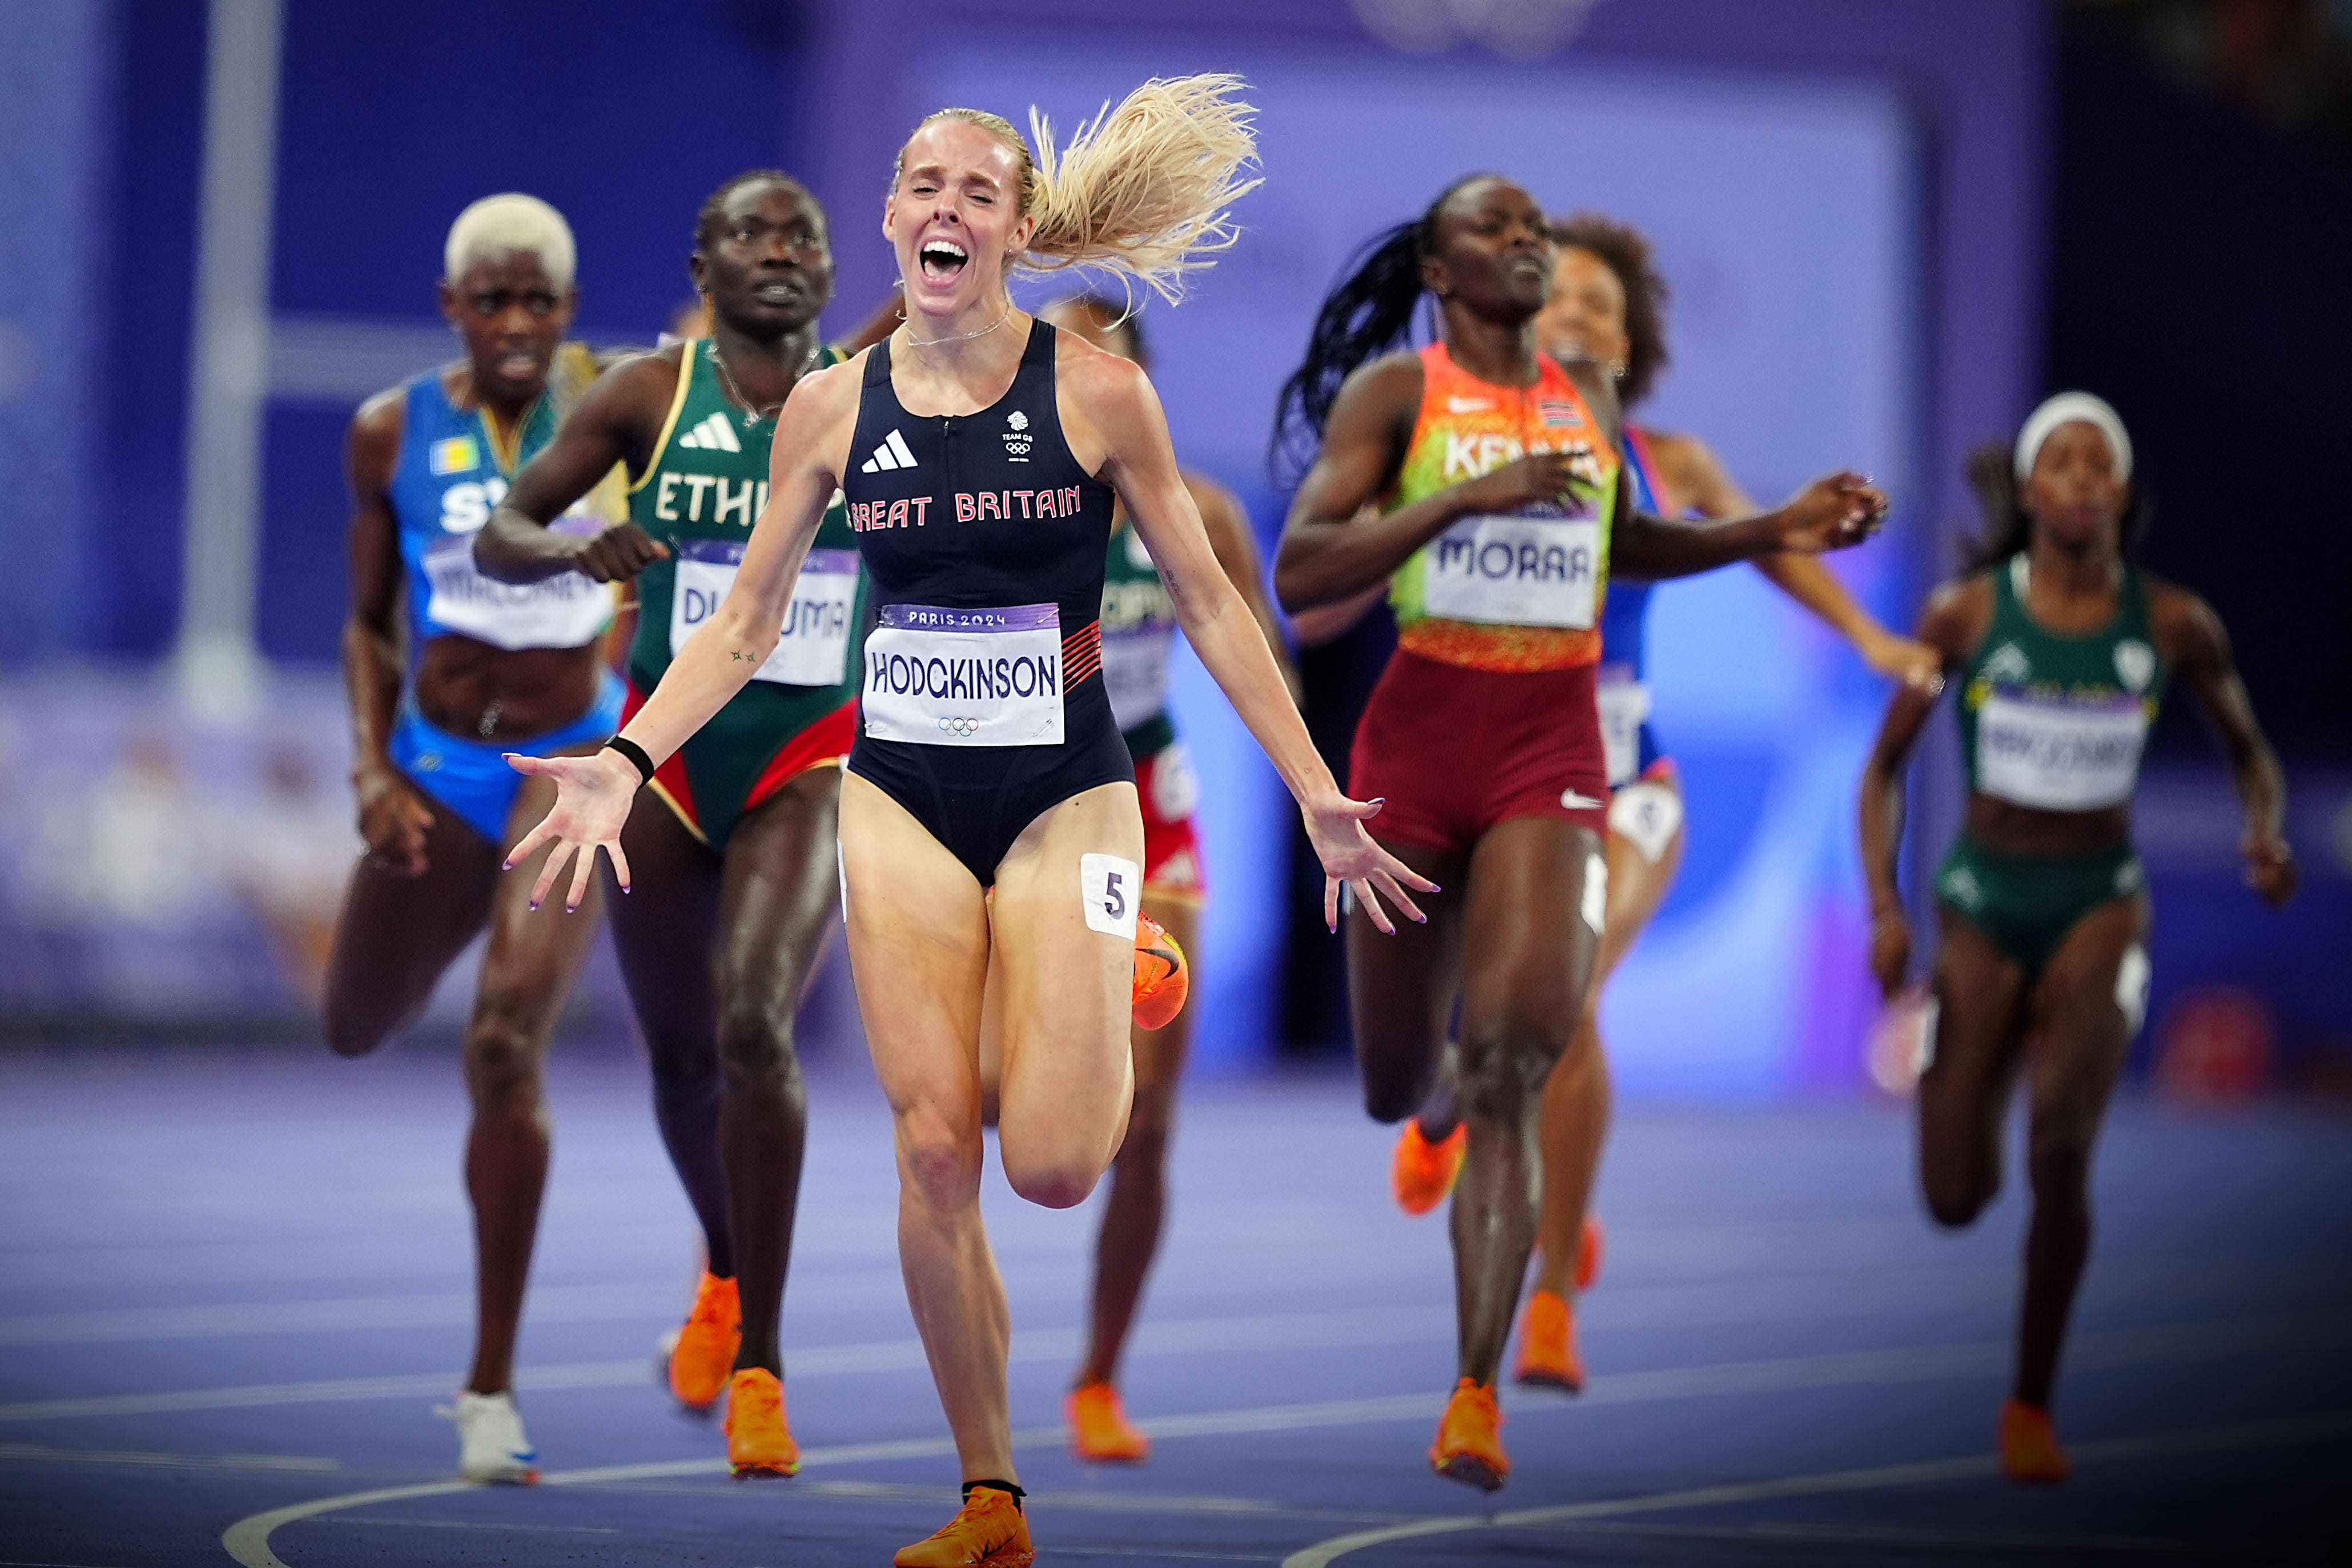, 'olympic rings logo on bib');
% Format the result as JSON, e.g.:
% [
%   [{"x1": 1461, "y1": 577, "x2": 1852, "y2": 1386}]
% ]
[{"x1": 938, "y1": 717, "x2": 984, "y2": 738}]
